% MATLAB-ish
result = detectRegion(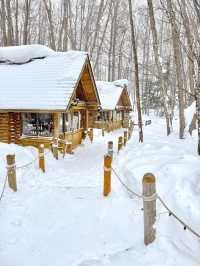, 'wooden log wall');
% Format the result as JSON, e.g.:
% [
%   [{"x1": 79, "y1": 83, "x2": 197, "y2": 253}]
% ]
[
  {"x1": 0, "y1": 113, "x2": 10, "y2": 143},
  {"x1": 0, "y1": 112, "x2": 21, "y2": 144},
  {"x1": 9, "y1": 113, "x2": 21, "y2": 144}
]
